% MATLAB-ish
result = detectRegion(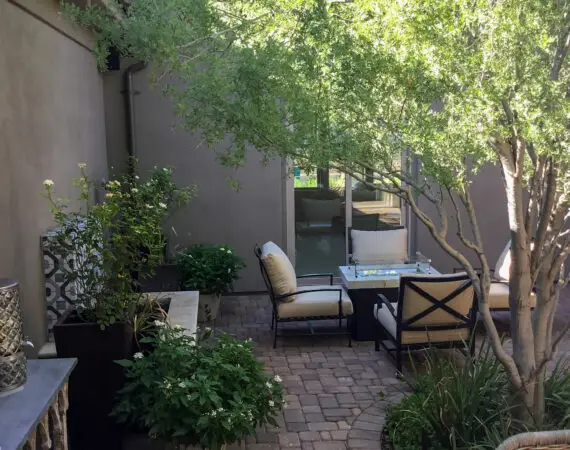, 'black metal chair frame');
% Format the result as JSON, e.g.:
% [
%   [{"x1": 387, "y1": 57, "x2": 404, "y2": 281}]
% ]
[
  {"x1": 254, "y1": 245, "x2": 352, "y2": 349},
  {"x1": 374, "y1": 273, "x2": 478, "y2": 372}
]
